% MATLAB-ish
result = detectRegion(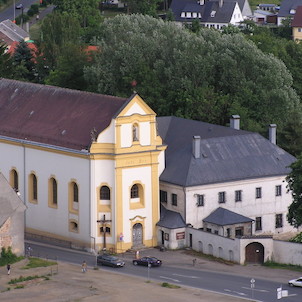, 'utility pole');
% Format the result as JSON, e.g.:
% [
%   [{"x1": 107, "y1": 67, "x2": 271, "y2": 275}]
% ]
[{"x1": 97, "y1": 214, "x2": 112, "y2": 251}]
